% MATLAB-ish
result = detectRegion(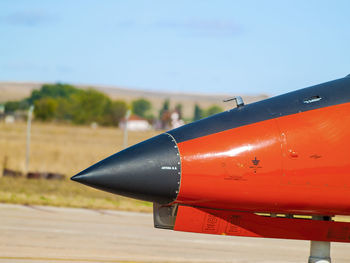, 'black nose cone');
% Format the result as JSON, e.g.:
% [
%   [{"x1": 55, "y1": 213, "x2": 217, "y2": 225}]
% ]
[{"x1": 71, "y1": 133, "x2": 181, "y2": 204}]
